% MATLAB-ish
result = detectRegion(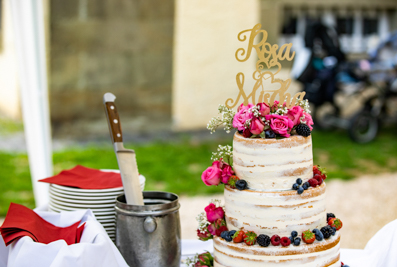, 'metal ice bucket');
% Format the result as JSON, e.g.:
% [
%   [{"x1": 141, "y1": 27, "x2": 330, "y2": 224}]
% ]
[{"x1": 115, "y1": 191, "x2": 181, "y2": 267}]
